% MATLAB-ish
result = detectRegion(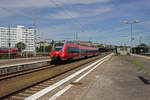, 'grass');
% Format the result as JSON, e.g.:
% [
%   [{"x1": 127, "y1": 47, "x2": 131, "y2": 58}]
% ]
[{"x1": 124, "y1": 56, "x2": 145, "y2": 70}]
